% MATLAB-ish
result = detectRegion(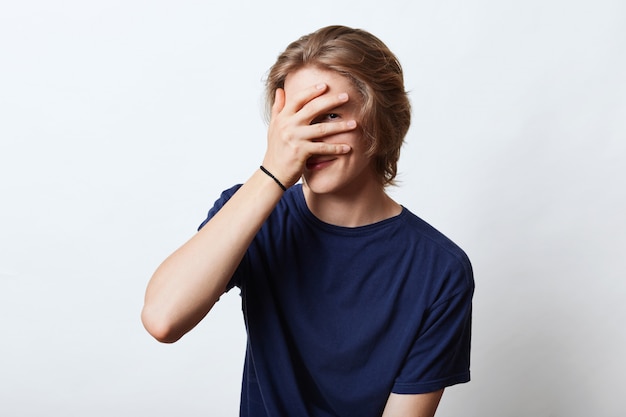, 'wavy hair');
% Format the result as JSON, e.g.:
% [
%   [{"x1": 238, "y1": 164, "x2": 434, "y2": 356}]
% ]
[{"x1": 265, "y1": 25, "x2": 411, "y2": 186}]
